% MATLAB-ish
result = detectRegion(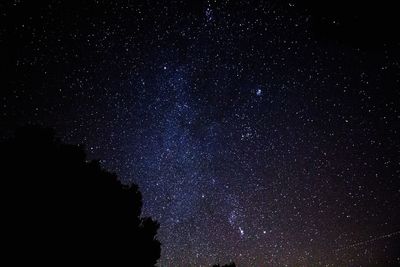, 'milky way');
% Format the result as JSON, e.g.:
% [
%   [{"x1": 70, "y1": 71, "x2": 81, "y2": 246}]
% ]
[{"x1": 1, "y1": 1, "x2": 399, "y2": 266}]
